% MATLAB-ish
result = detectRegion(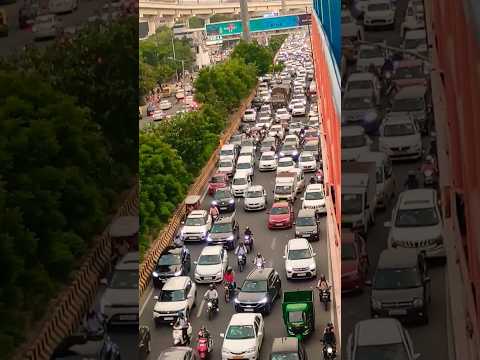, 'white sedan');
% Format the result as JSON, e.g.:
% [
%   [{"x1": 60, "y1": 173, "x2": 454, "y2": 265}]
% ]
[
  {"x1": 194, "y1": 246, "x2": 228, "y2": 283},
  {"x1": 275, "y1": 108, "x2": 291, "y2": 122},
  {"x1": 49, "y1": 0, "x2": 77, "y2": 14},
  {"x1": 221, "y1": 313, "x2": 264, "y2": 360},
  {"x1": 284, "y1": 238, "x2": 317, "y2": 279},
  {"x1": 159, "y1": 100, "x2": 173, "y2": 110},
  {"x1": 298, "y1": 152, "x2": 317, "y2": 172},
  {"x1": 277, "y1": 157, "x2": 296, "y2": 174},
  {"x1": 291, "y1": 103, "x2": 307, "y2": 116},
  {"x1": 259, "y1": 151, "x2": 278, "y2": 171}
]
